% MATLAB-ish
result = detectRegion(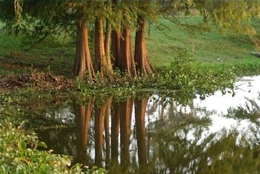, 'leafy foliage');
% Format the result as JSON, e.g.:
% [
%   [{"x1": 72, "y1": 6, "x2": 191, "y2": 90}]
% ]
[
  {"x1": 226, "y1": 94, "x2": 260, "y2": 123},
  {"x1": 0, "y1": 118, "x2": 107, "y2": 174},
  {"x1": 149, "y1": 108, "x2": 260, "y2": 174},
  {"x1": 204, "y1": 0, "x2": 259, "y2": 35},
  {"x1": 0, "y1": 121, "x2": 74, "y2": 173},
  {"x1": 131, "y1": 50, "x2": 236, "y2": 104}
]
